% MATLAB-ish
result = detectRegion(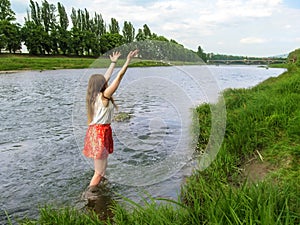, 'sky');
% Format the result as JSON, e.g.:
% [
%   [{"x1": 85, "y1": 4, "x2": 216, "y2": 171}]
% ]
[{"x1": 10, "y1": 0, "x2": 300, "y2": 57}]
